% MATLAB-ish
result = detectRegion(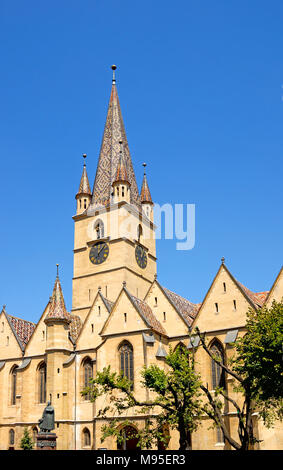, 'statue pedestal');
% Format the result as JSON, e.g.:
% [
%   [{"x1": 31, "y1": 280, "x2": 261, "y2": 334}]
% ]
[{"x1": 36, "y1": 432, "x2": 57, "y2": 450}]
